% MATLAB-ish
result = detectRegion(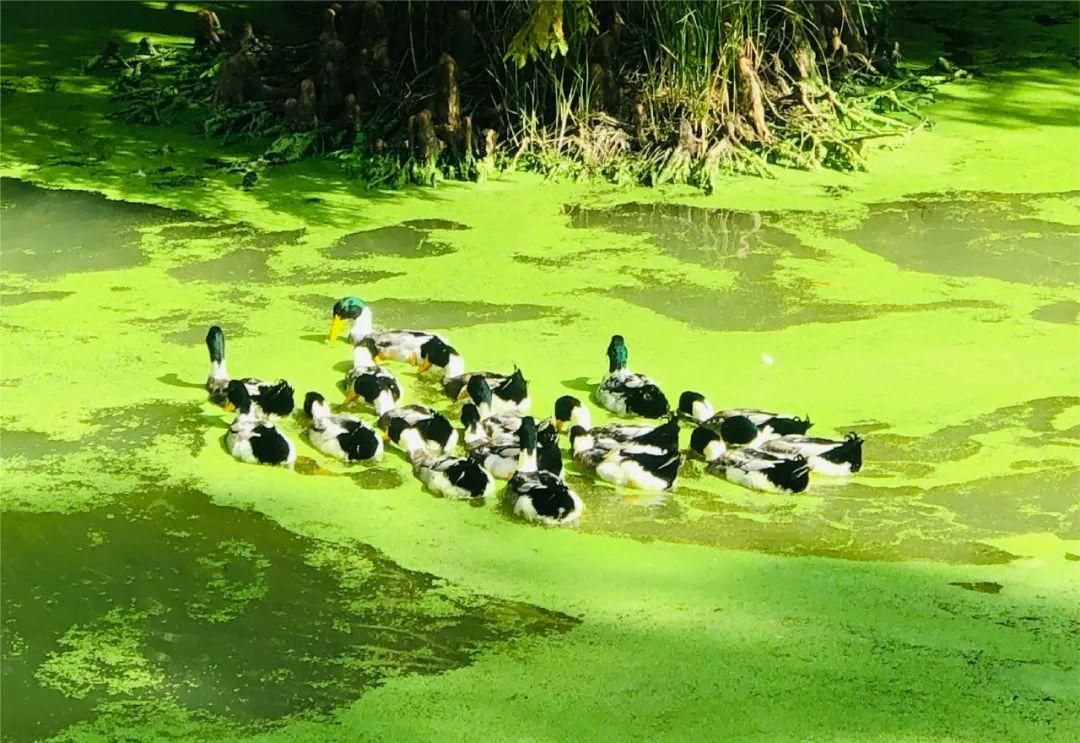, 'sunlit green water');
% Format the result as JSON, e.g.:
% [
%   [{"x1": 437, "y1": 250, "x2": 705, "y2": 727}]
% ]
[{"x1": 2, "y1": 1, "x2": 1079, "y2": 740}]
